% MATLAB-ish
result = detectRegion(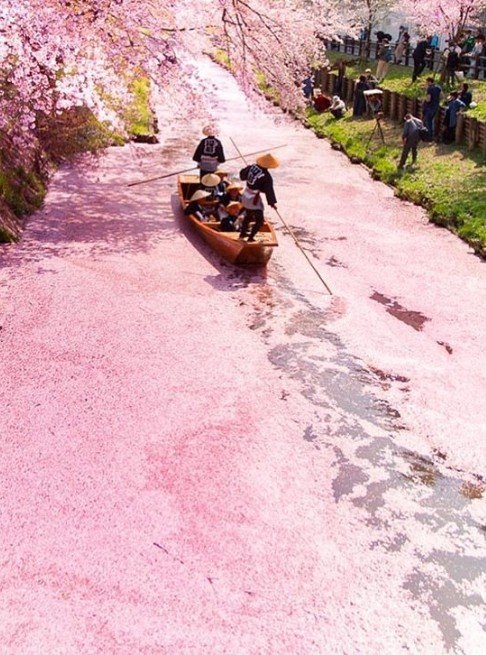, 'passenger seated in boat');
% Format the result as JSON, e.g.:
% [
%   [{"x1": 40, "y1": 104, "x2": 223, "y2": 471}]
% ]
[
  {"x1": 218, "y1": 201, "x2": 243, "y2": 232},
  {"x1": 200, "y1": 173, "x2": 222, "y2": 201},
  {"x1": 219, "y1": 181, "x2": 242, "y2": 206},
  {"x1": 185, "y1": 190, "x2": 216, "y2": 222},
  {"x1": 214, "y1": 170, "x2": 229, "y2": 197}
]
